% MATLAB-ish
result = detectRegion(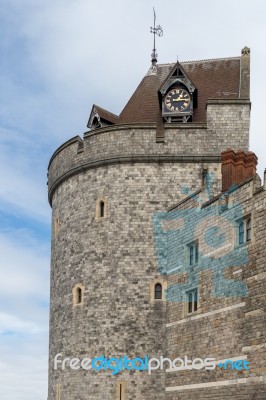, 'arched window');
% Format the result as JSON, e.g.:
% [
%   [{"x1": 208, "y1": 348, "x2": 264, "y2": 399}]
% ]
[
  {"x1": 155, "y1": 283, "x2": 162, "y2": 300},
  {"x1": 73, "y1": 284, "x2": 85, "y2": 306},
  {"x1": 96, "y1": 197, "x2": 108, "y2": 220},
  {"x1": 187, "y1": 288, "x2": 198, "y2": 314},
  {"x1": 188, "y1": 241, "x2": 199, "y2": 266},
  {"x1": 100, "y1": 201, "x2": 105, "y2": 218},
  {"x1": 237, "y1": 216, "x2": 252, "y2": 245}
]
